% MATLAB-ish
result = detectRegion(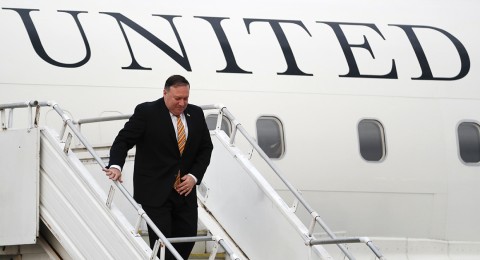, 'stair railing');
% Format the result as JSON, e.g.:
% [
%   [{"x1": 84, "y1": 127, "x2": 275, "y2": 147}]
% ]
[{"x1": 203, "y1": 104, "x2": 386, "y2": 260}]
